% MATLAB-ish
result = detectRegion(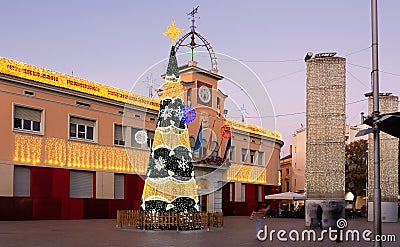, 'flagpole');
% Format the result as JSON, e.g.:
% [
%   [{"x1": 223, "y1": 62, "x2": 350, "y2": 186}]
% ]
[
  {"x1": 222, "y1": 137, "x2": 232, "y2": 161},
  {"x1": 206, "y1": 120, "x2": 216, "y2": 154},
  {"x1": 217, "y1": 138, "x2": 224, "y2": 157}
]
